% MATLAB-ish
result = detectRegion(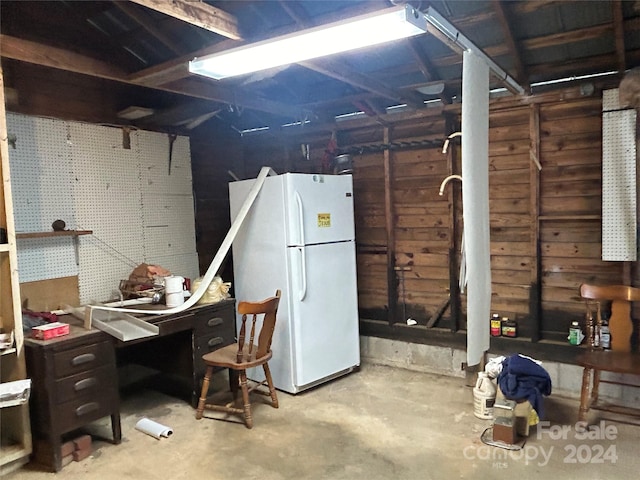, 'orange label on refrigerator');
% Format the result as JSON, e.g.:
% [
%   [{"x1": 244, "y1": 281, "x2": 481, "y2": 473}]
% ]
[{"x1": 317, "y1": 213, "x2": 331, "y2": 227}]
